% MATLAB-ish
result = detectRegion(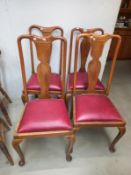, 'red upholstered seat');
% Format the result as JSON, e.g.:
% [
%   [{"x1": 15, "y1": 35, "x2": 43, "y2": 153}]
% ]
[
  {"x1": 18, "y1": 99, "x2": 72, "y2": 133},
  {"x1": 67, "y1": 72, "x2": 105, "y2": 90},
  {"x1": 75, "y1": 94, "x2": 124, "y2": 123},
  {"x1": 27, "y1": 73, "x2": 61, "y2": 91}
]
